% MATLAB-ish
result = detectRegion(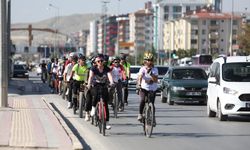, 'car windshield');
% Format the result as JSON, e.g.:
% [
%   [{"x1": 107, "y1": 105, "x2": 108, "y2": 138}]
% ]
[
  {"x1": 14, "y1": 65, "x2": 25, "y2": 70},
  {"x1": 222, "y1": 63, "x2": 250, "y2": 82},
  {"x1": 130, "y1": 67, "x2": 140, "y2": 73},
  {"x1": 172, "y1": 69, "x2": 207, "y2": 80},
  {"x1": 157, "y1": 66, "x2": 169, "y2": 76}
]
